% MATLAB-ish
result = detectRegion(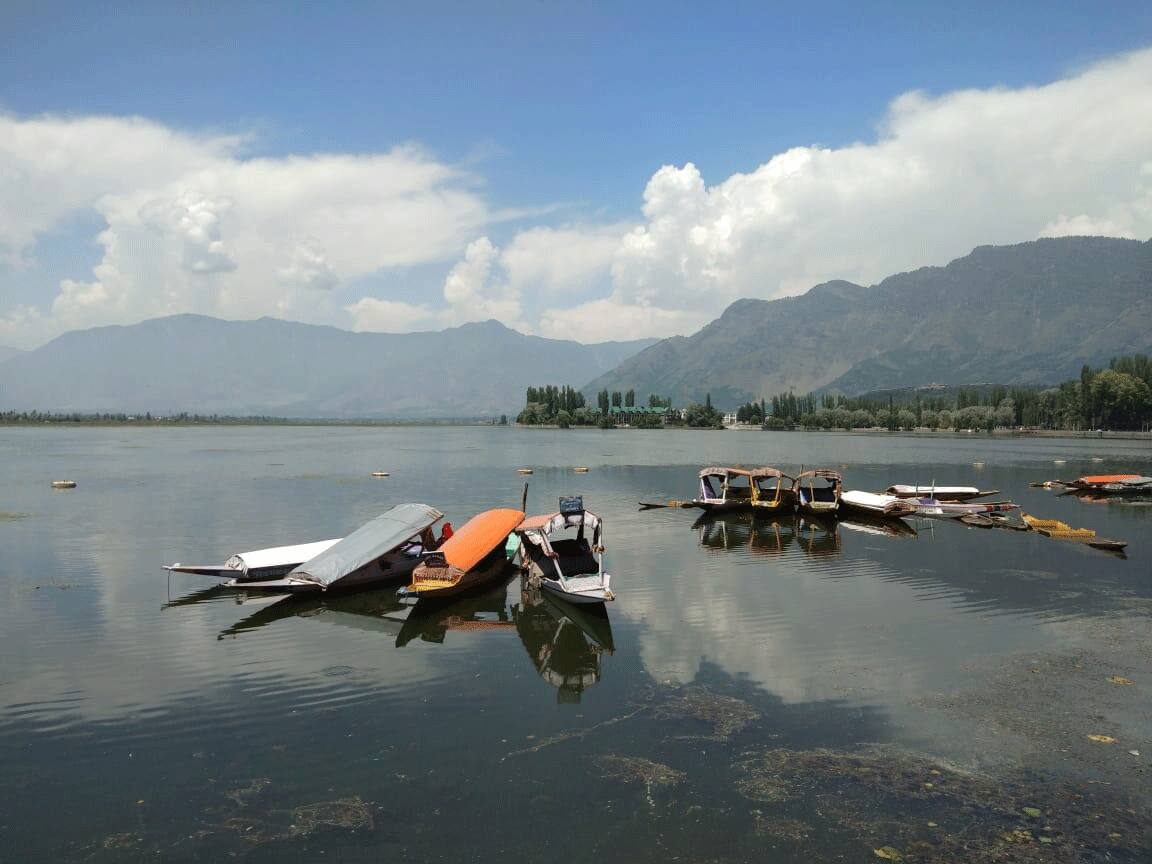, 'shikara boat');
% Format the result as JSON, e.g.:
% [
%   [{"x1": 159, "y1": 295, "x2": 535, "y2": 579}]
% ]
[
  {"x1": 400, "y1": 507, "x2": 526, "y2": 600},
  {"x1": 165, "y1": 538, "x2": 341, "y2": 581},
  {"x1": 750, "y1": 468, "x2": 796, "y2": 513},
  {"x1": 909, "y1": 498, "x2": 1020, "y2": 519},
  {"x1": 885, "y1": 485, "x2": 1000, "y2": 501},
  {"x1": 227, "y1": 503, "x2": 443, "y2": 593},
  {"x1": 1074, "y1": 475, "x2": 1152, "y2": 495},
  {"x1": 793, "y1": 469, "x2": 842, "y2": 516},
  {"x1": 694, "y1": 467, "x2": 755, "y2": 512},
  {"x1": 517, "y1": 496, "x2": 614, "y2": 604},
  {"x1": 840, "y1": 490, "x2": 917, "y2": 519}
]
